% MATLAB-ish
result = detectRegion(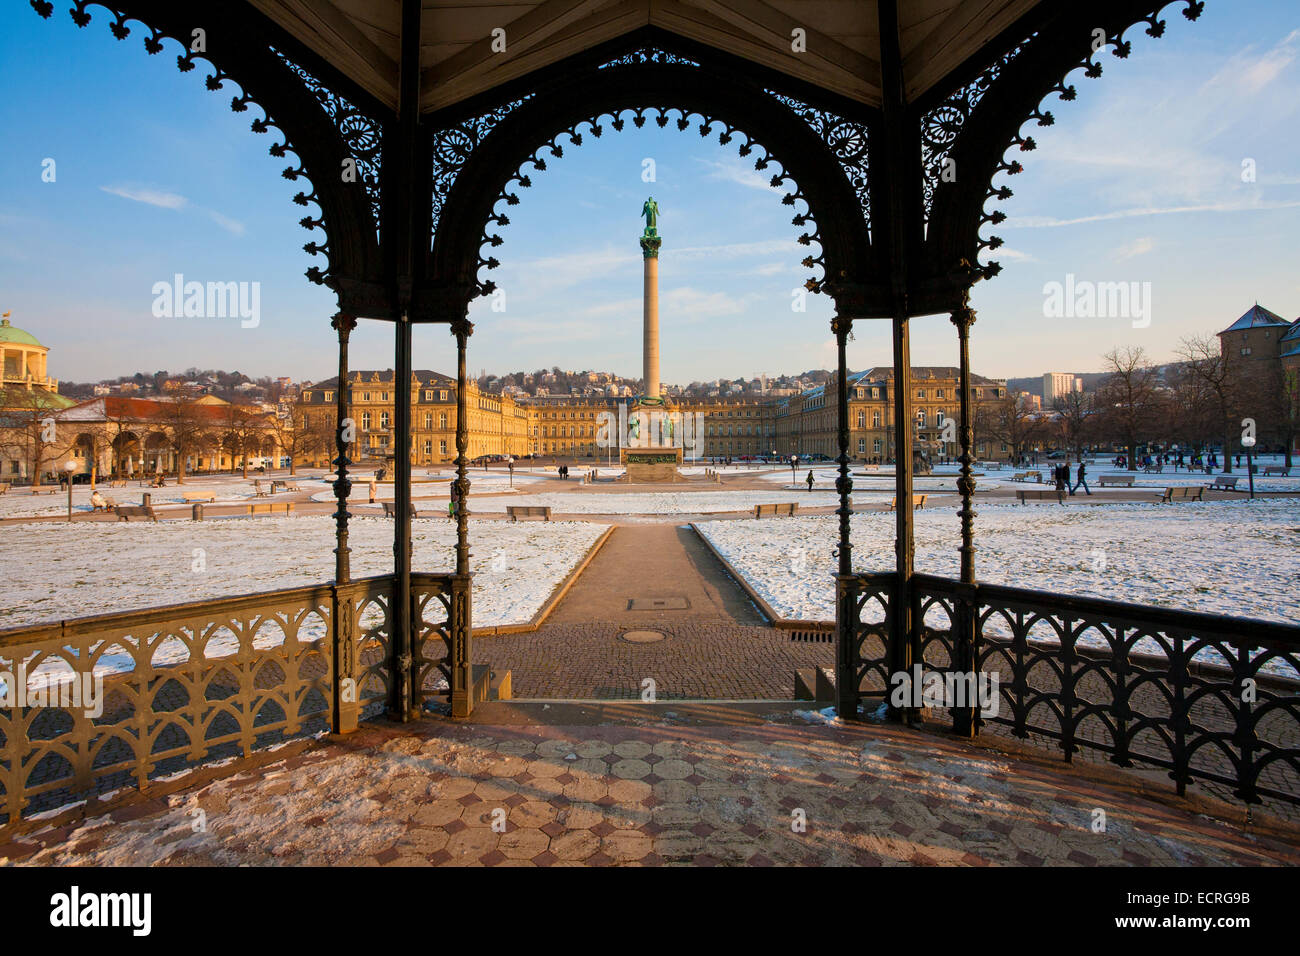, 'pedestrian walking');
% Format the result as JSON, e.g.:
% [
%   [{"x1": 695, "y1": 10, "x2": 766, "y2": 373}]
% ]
[
  {"x1": 806, "y1": 469, "x2": 815, "y2": 492},
  {"x1": 1073, "y1": 461, "x2": 1090, "y2": 495}
]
